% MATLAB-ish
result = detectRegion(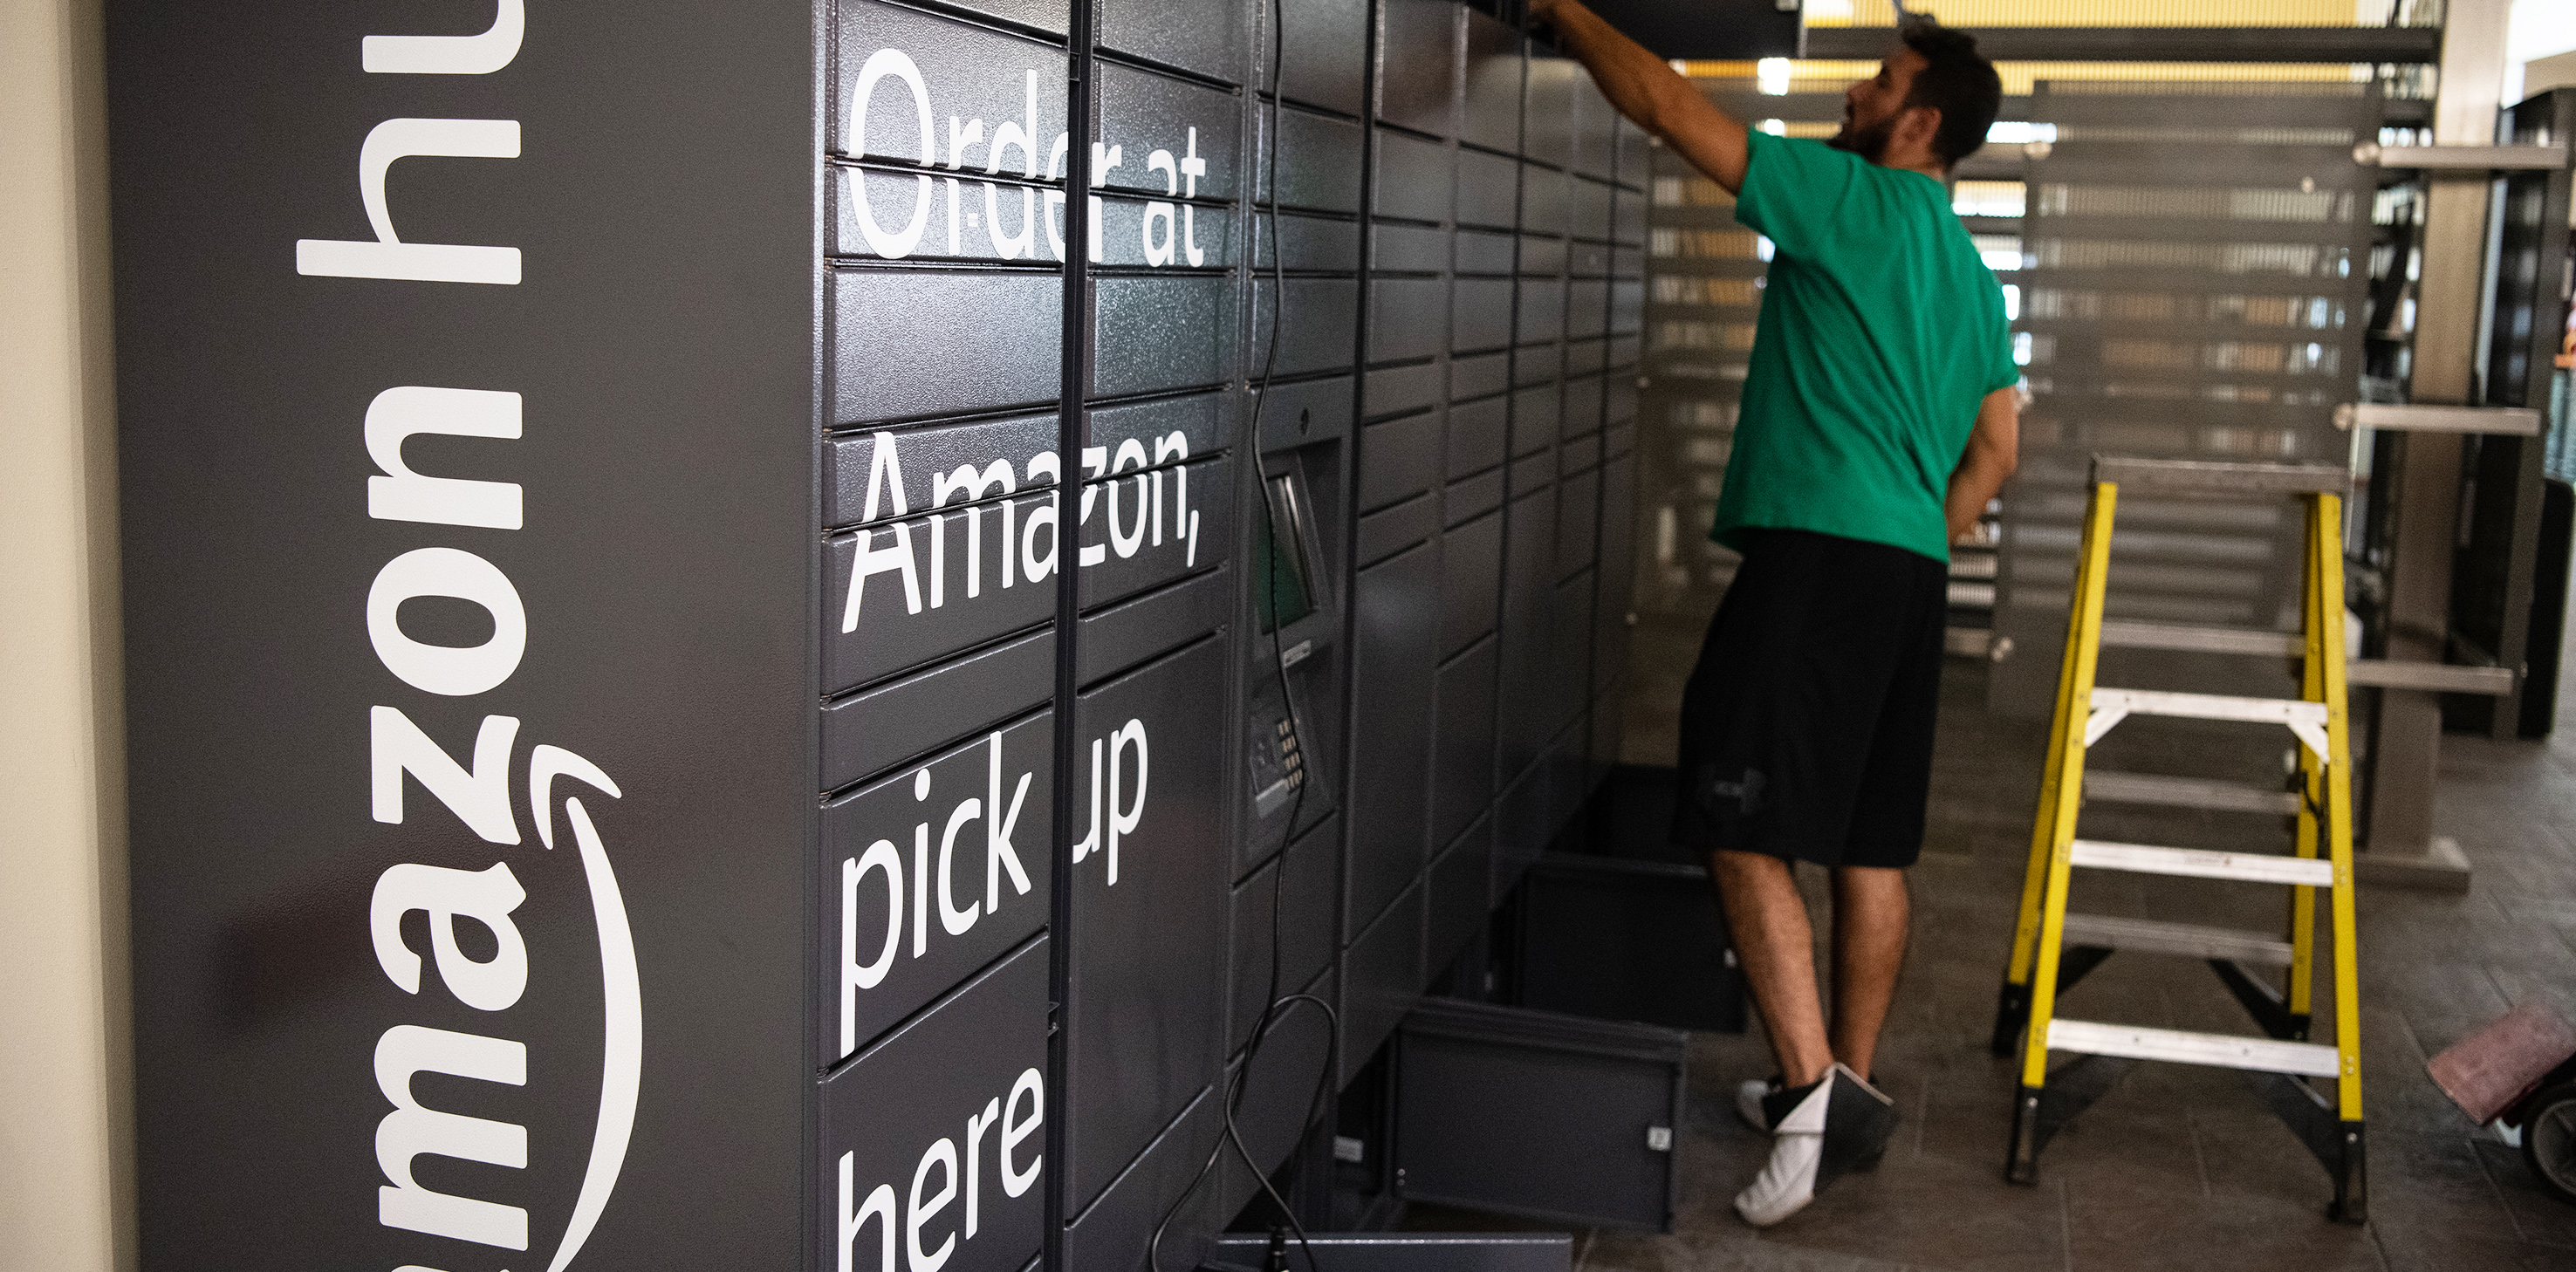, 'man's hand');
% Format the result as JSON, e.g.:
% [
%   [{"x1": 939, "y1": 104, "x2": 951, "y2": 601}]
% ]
[
  {"x1": 1945, "y1": 386, "x2": 2020, "y2": 543},
  {"x1": 1531, "y1": 0, "x2": 1751, "y2": 193}
]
